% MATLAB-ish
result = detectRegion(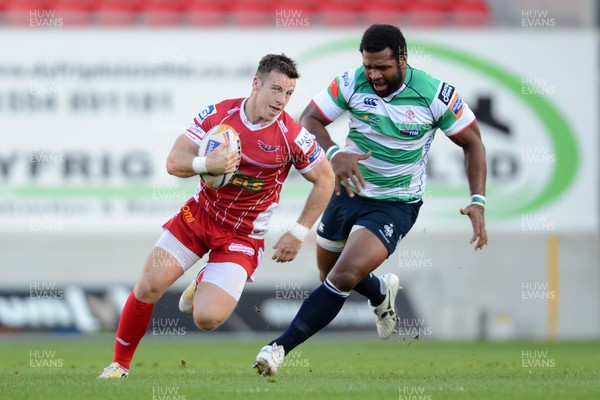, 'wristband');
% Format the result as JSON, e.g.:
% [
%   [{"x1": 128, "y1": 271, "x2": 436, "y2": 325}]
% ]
[
  {"x1": 192, "y1": 156, "x2": 208, "y2": 174},
  {"x1": 289, "y1": 222, "x2": 310, "y2": 242},
  {"x1": 470, "y1": 194, "x2": 486, "y2": 207},
  {"x1": 326, "y1": 145, "x2": 342, "y2": 161}
]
